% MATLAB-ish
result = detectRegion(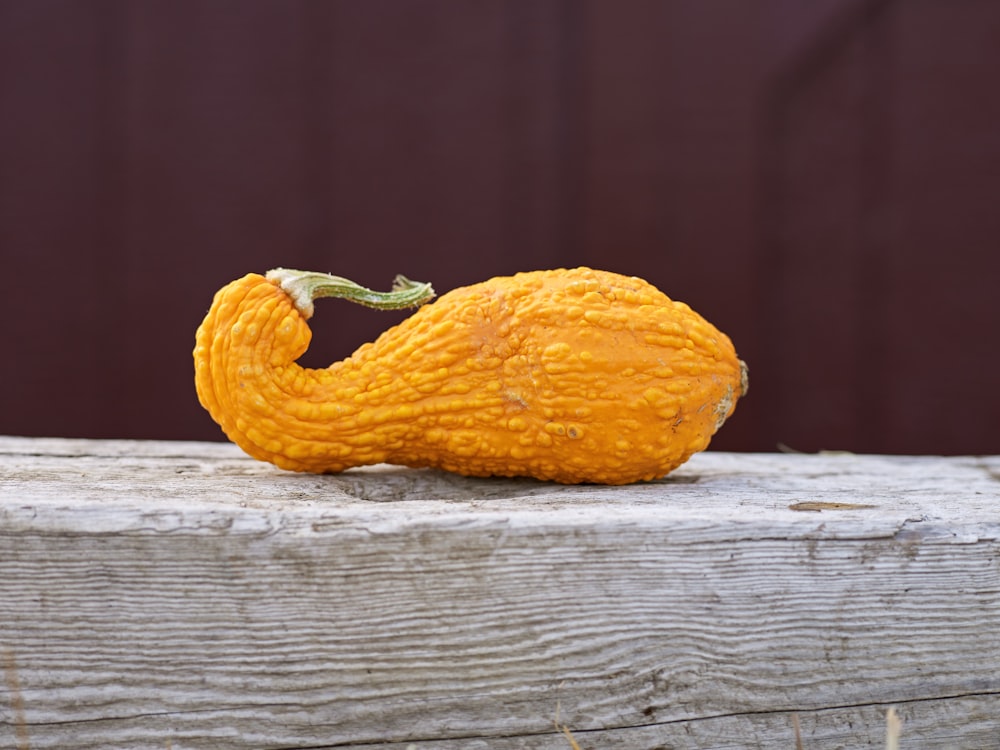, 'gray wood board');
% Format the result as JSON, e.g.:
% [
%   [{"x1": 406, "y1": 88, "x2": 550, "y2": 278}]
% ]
[{"x1": 1, "y1": 437, "x2": 998, "y2": 749}]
